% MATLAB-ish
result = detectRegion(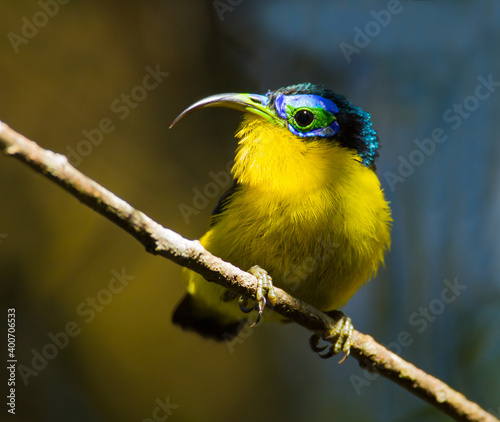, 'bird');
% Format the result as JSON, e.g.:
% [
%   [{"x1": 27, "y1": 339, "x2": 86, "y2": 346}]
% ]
[{"x1": 169, "y1": 83, "x2": 391, "y2": 358}]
